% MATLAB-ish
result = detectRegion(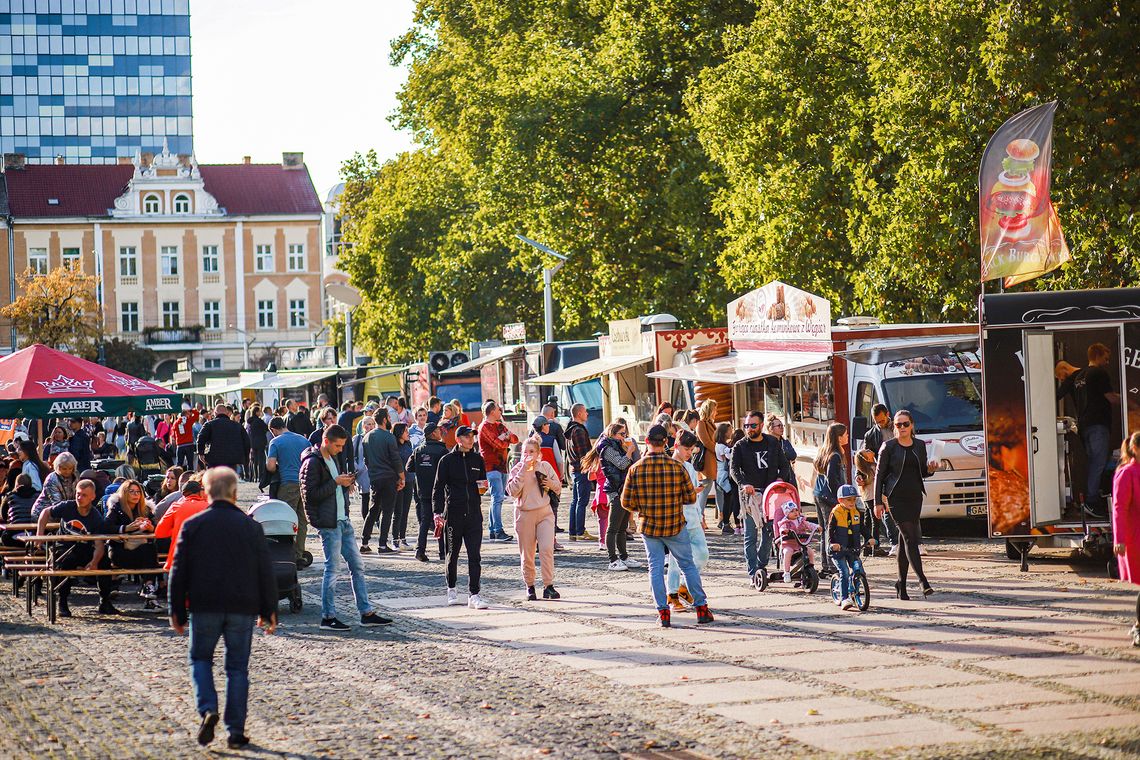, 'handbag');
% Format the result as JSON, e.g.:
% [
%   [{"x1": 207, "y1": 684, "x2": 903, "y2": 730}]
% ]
[{"x1": 813, "y1": 472, "x2": 836, "y2": 509}]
